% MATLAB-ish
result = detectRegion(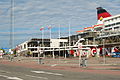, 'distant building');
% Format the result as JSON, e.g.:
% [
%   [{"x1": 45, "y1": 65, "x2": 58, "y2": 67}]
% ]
[{"x1": 16, "y1": 38, "x2": 68, "y2": 57}]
